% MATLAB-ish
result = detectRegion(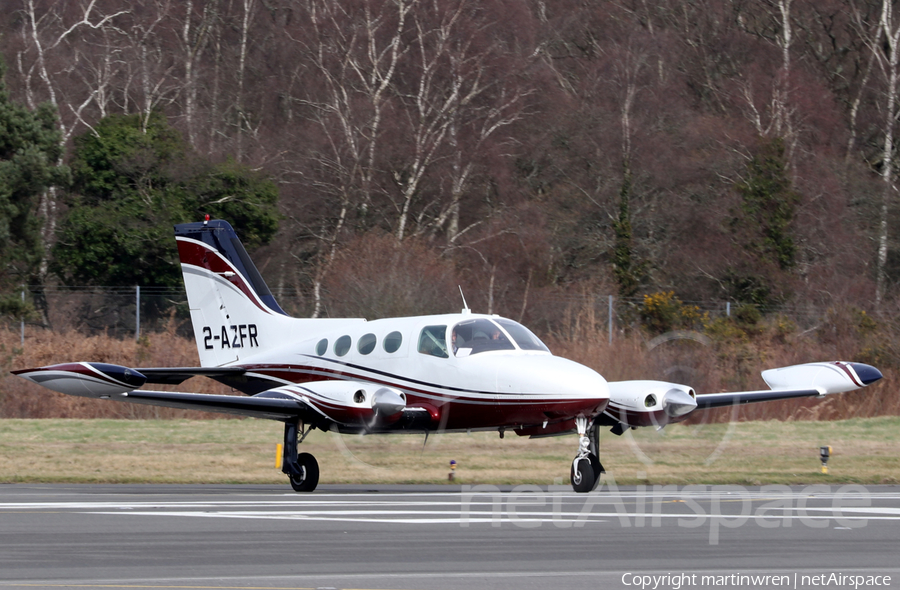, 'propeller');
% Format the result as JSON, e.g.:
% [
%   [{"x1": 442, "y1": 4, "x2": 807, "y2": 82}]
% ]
[
  {"x1": 663, "y1": 388, "x2": 697, "y2": 419},
  {"x1": 372, "y1": 388, "x2": 406, "y2": 416},
  {"x1": 366, "y1": 387, "x2": 407, "y2": 431}
]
